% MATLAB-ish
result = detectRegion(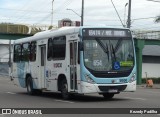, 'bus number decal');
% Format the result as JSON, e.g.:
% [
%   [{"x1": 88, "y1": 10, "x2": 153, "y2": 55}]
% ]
[
  {"x1": 93, "y1": 60, "x2": 102, "y2": 67},
  {"x1": 54, "y1": 63, "x2": 62, "y2": 68}
]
